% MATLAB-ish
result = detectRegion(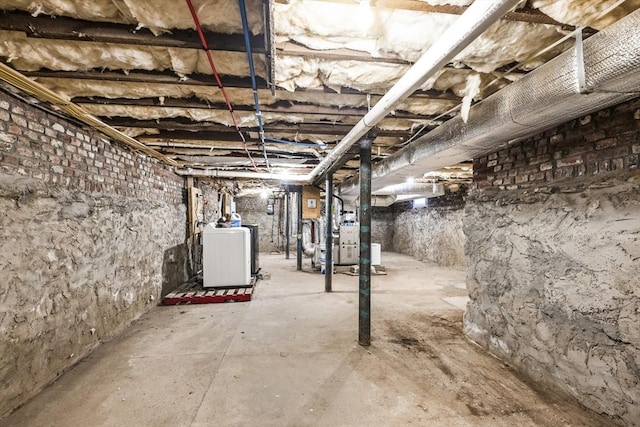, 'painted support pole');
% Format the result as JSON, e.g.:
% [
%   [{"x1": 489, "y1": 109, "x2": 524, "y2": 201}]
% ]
[
  {"x1": 325, "y1": 174, "x2": 333, "y2": 292},
  {"x1": 285, "y1": 191, "x2": 290, "y2": 259},
  {"x1": 359, "y1": 138, "x2": 372, "y2": 346},
  {"x1": 297, "y1": 187, "x2": 303, "y2": 270}
]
